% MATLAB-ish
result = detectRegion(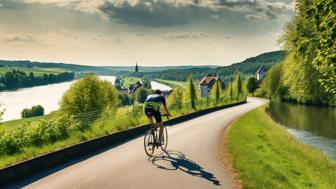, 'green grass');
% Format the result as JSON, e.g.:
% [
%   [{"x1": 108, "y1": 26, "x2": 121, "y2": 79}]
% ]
[
  {"x1": 227, "y1": 106, "x2": 336, "y2": 189},
  {"x1": 0, "y1": 67, "x2": 69, "y2": 76},
  {"x1": 155, "y1": 79, "x2": 185, "y2": 88},
  {"x1": 1, "y1": 112, "x2": 58, "y2": 129}
]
